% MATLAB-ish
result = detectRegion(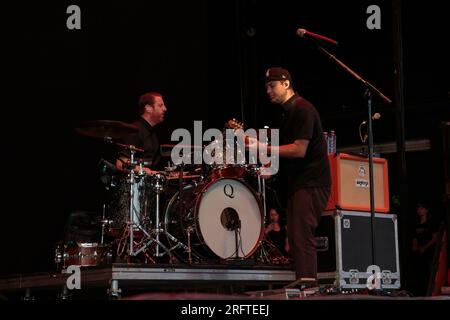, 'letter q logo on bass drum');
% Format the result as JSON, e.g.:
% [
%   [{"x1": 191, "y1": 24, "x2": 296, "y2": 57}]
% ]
[{"x1": 223, "y1": 184, "x2": 235, "y2": 198}]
